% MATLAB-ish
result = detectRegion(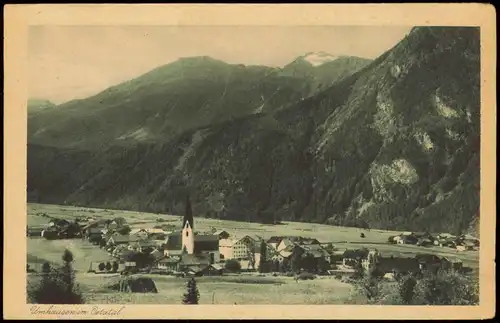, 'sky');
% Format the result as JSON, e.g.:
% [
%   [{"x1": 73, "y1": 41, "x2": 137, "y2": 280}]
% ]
[{"x1": 28, "y1": 25, "x2": 413, "y2": 104}]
